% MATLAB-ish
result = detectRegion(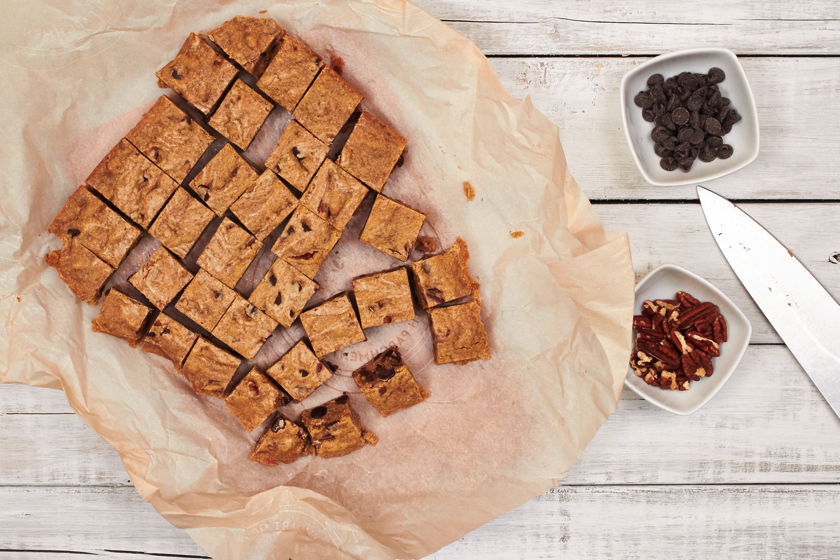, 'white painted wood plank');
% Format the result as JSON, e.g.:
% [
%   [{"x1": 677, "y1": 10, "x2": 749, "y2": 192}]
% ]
[{"x1": 488, "y1": 57, "x2": 840, "y2": 200}]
